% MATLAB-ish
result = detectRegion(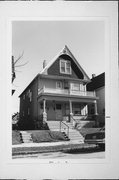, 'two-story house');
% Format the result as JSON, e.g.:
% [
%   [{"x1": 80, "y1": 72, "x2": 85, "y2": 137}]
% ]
[{"x1": 19, "y1": 45, "x2": 99, "y2": 130}]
